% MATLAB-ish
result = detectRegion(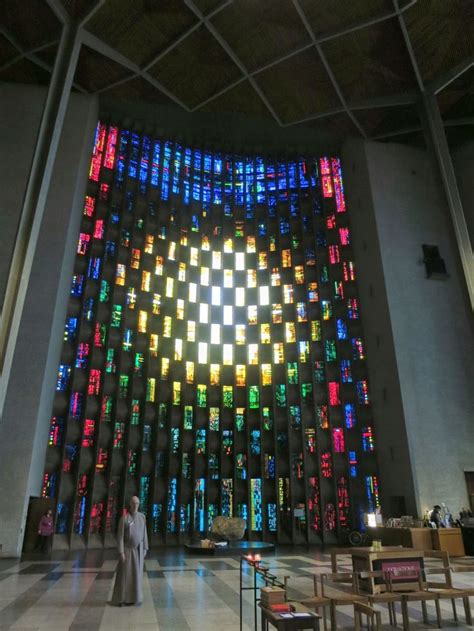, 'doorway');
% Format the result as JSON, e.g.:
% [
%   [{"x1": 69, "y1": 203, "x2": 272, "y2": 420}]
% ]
[
  {"x1": 22, "y1": 496, "x2": 55, "y2": 554},
  {"x1": 465, "y1": 472, "x2": 474, "y2": 512}
]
